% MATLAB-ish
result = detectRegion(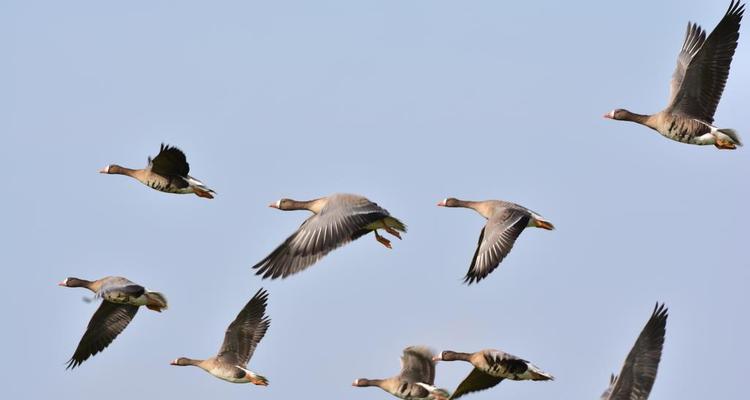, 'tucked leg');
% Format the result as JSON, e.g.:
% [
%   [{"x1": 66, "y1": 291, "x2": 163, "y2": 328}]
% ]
[
  {"x1": 194, "y1": 189, "x2": 215, "y2": 199},
  {"x1": 380, "y1": 219, "x2": 402, "y2": 239},
  {"x1": 715, "y1": 138, "x2": 737, "y2": 150},
  {"x1": 384, "y1": 226, "x2": 402, "y2": 239}
]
